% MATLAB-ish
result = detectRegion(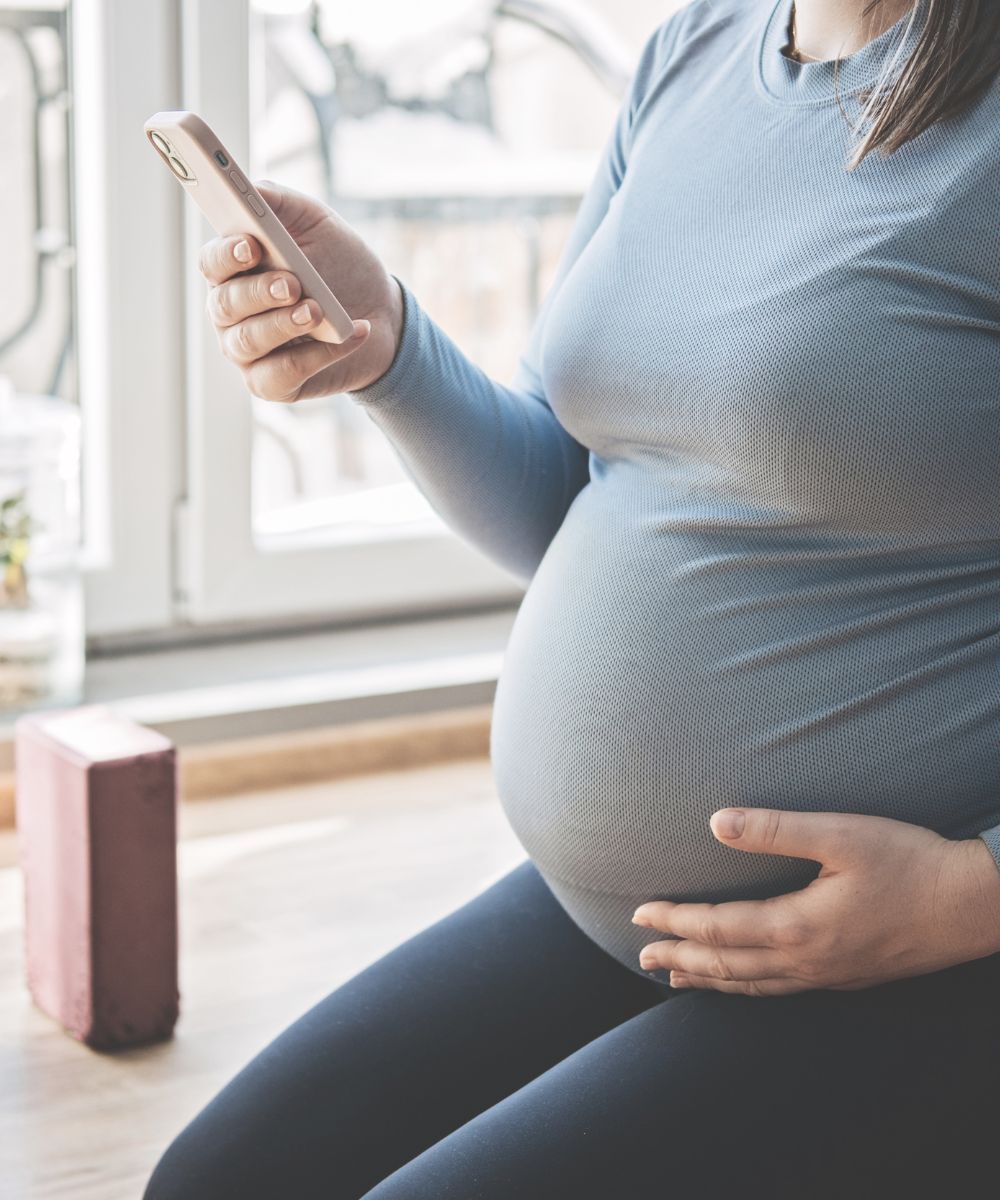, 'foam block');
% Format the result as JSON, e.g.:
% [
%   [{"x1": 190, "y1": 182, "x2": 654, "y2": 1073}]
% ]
[{"x1": 16, "y1": 706, "x2": 179, "y2": 1050}]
